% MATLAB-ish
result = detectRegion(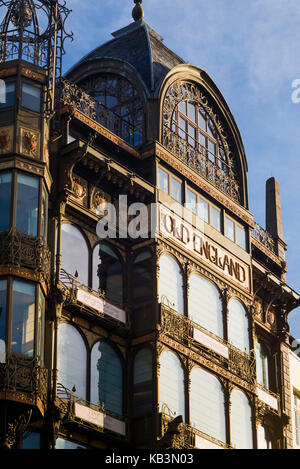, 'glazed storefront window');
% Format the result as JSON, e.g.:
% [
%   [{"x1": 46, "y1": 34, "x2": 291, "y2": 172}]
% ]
[
  {"x1": 0, "y1": 172, "x2": 12, "y2": 232},
  {"x1": 61, "y1": 224, "x2": 89, "y2": 285},
  {"x1": 159, "y1": 350, "x2": 185, "y2": 420},
  {"x1": 158, "y1": 254, "x2": 184, "y2": 314}
]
